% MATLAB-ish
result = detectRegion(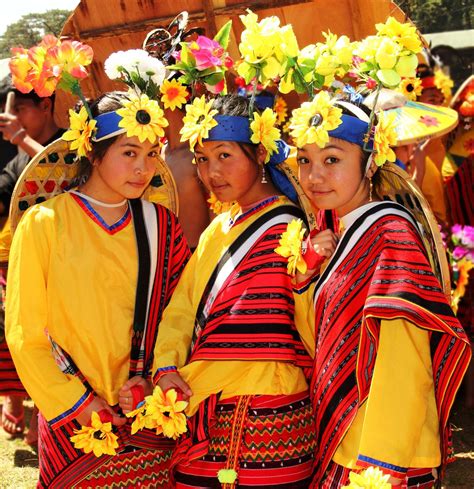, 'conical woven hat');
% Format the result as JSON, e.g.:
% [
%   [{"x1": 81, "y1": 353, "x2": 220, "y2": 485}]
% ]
[{"x1": 9, "y1": 138, "x2": 179, "y2": 235}]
